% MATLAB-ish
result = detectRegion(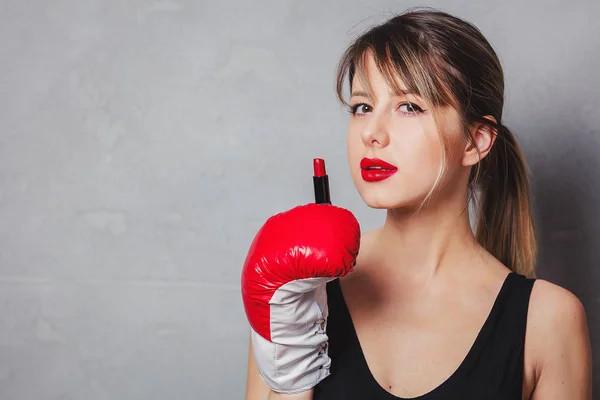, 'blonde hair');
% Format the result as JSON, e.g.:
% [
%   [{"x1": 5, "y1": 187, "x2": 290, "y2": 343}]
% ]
[{"x1": 335, "y1": 7, "x2": 537, "y2": 277}]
